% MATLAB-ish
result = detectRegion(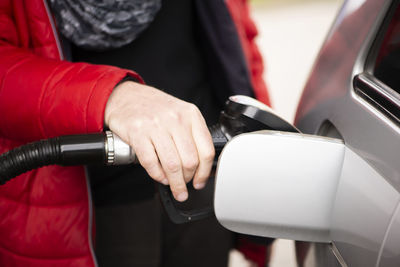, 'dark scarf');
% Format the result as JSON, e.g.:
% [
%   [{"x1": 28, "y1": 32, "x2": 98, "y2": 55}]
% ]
[{"x1": 49, "y1": 0, "x2": 162, "y2": 51}]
